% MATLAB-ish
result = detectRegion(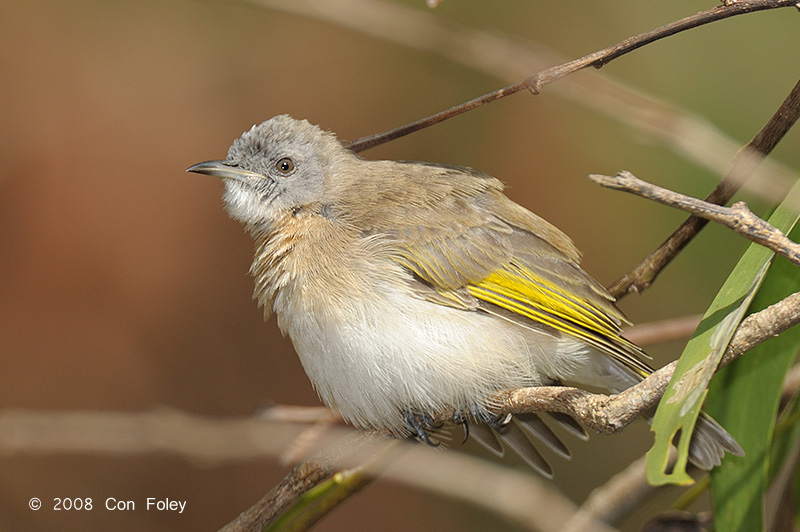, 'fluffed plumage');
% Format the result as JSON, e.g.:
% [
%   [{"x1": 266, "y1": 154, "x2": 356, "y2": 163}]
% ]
[{"x1": 188, "y1": 115, "x2": 742, "y2": 475}]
